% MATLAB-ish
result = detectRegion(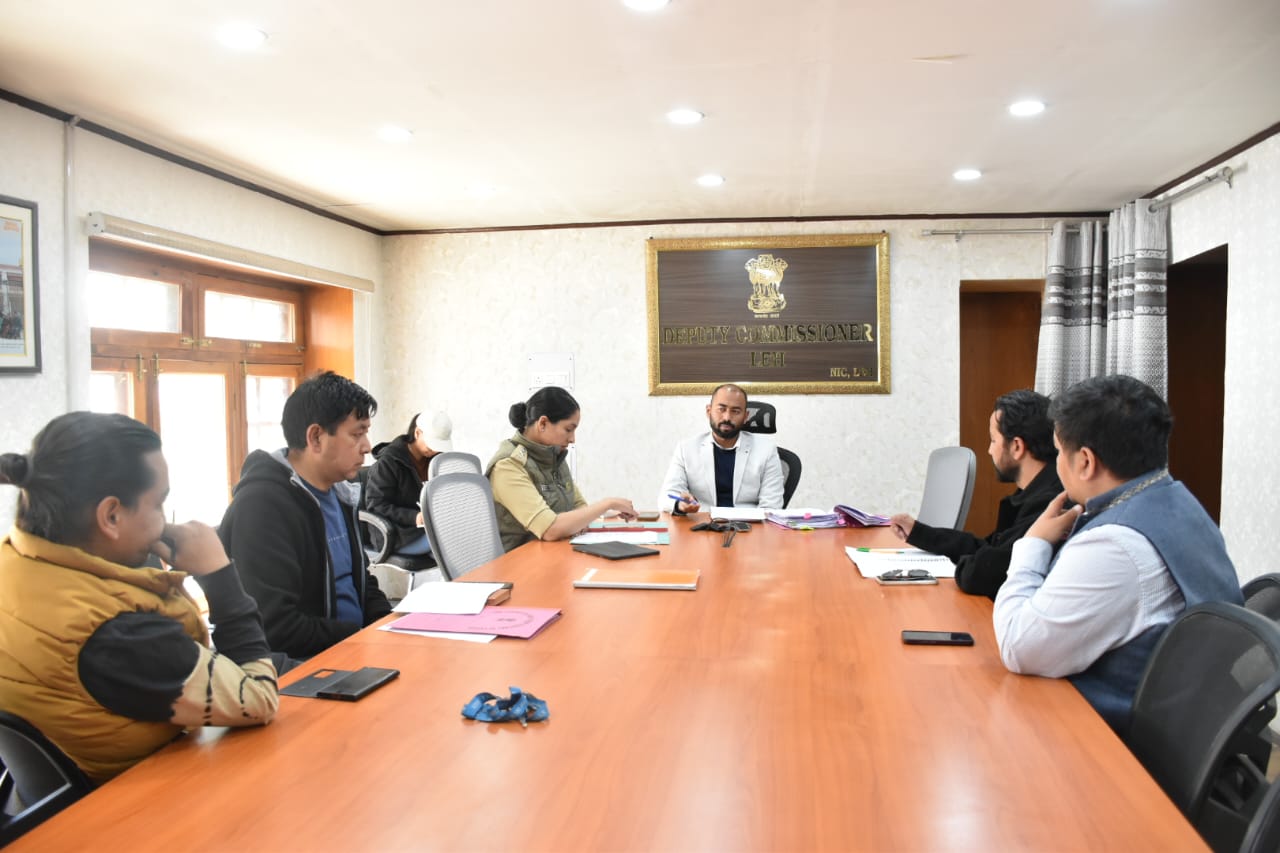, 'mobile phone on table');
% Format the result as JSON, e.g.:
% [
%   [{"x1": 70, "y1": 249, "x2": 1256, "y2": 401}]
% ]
[
  {"x1": 902, "y1": 630, "x2": 974, "y2": 646},
  {"x1": 636, "y1": 511, "x2": 660, "y2": 521},
  {"x1": 315, "y1": 666, "x2": 400, "y2": 700}
]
